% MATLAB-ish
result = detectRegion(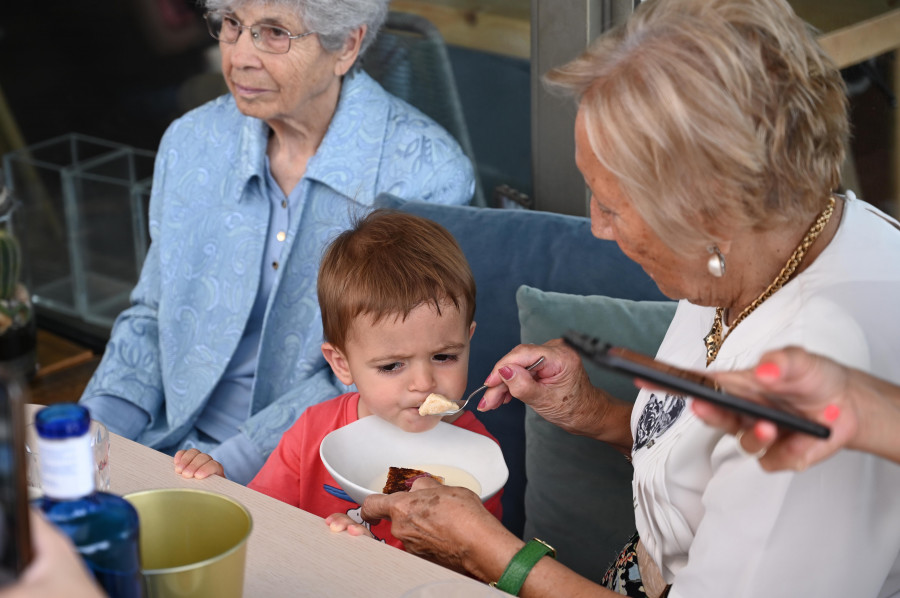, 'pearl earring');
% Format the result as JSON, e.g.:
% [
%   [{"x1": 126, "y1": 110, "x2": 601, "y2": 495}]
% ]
[{"x1": 707, "y1": 245, "x2": 726, "y2": 278}]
